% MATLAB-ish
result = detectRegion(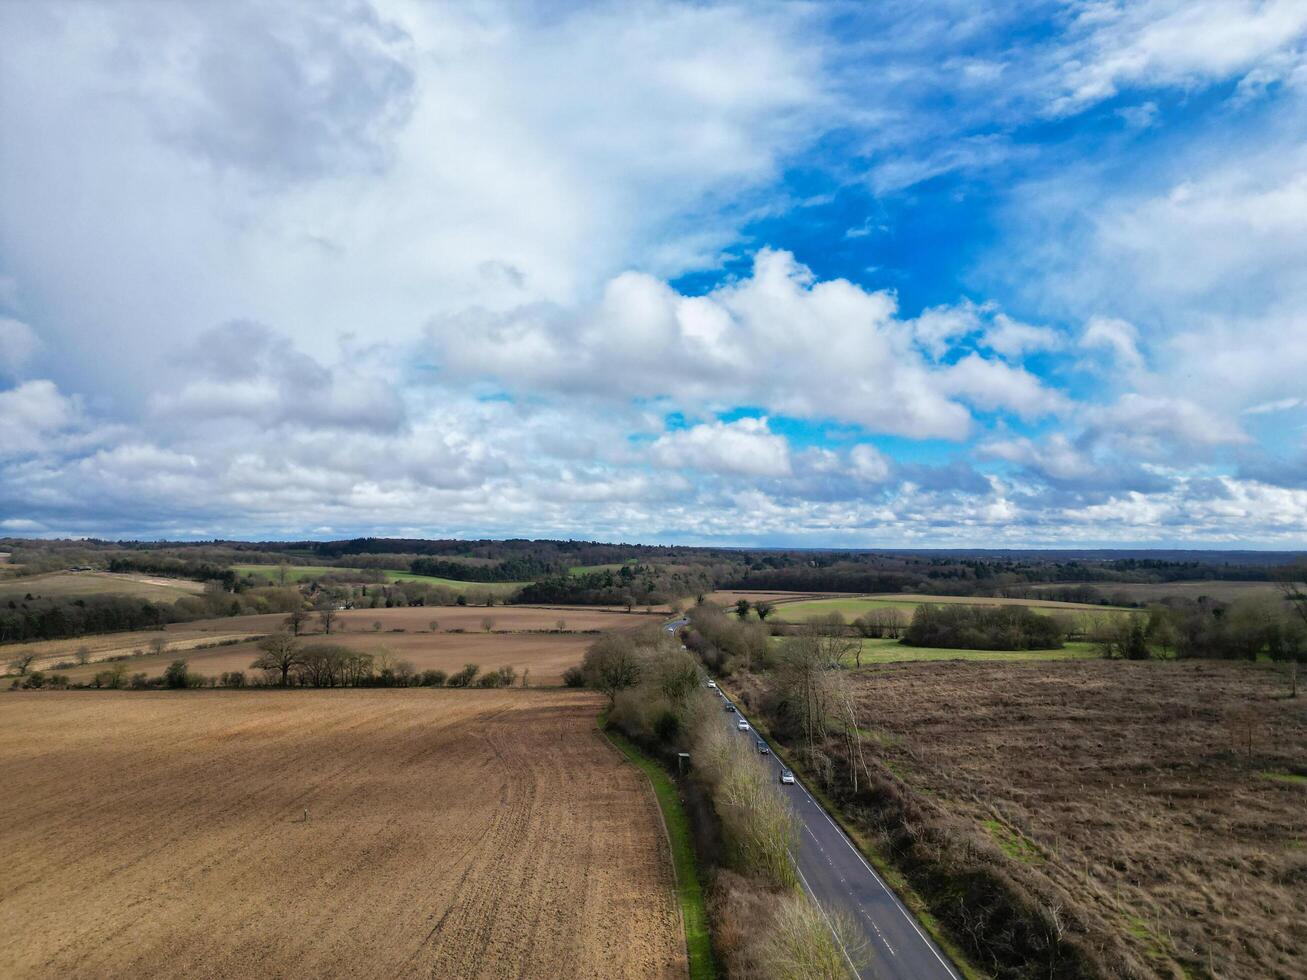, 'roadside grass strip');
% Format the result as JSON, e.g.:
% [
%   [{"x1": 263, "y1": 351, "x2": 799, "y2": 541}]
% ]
[{"x1": 601, "y1": 718, "x2": 719, "y2": 980}]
